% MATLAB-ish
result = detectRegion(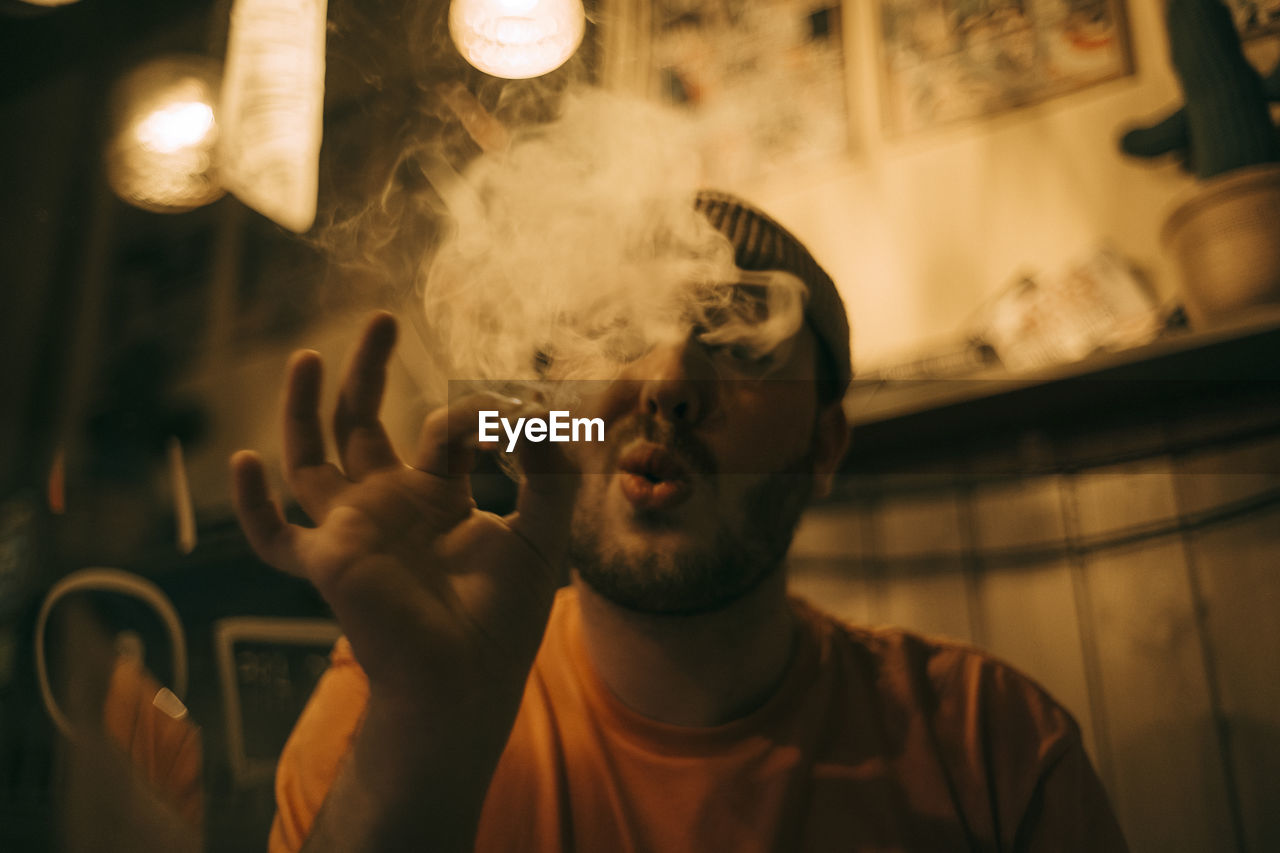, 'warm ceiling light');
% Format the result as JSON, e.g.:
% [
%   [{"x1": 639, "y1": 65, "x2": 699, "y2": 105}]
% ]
[
  {"x1": 449, "y1": 0, "x2": 585, "y2": 79},
  {"x1": 18, "y1": 0, "x2": 82, "y2": 6},
  {"x1": 106, "y1": 56, "x2": 225, "y2": 214},
  {"x1": 134, "y1": 100, "x2": 216, "y2": 155}
]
